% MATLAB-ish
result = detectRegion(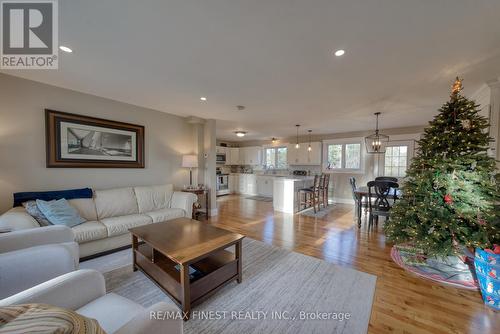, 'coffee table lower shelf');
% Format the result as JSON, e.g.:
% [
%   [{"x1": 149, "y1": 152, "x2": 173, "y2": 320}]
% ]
[{"x1": 133, "y1": 243, "x2": 241, "y2": 318}]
